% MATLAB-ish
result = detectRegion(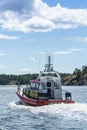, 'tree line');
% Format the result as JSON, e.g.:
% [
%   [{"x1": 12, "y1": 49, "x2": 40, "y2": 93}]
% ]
[
  {"x1": 0, "y1": 65, "x2": 87, "y2": 85},
  {"x1": 0, "y1": 74, "x2": 38, "y2": 85}
]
